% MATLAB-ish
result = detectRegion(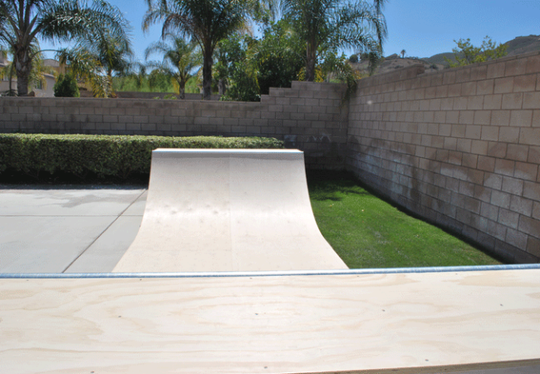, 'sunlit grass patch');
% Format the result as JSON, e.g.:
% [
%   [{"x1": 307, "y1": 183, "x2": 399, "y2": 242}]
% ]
[{"x1": 308, "y1": 172, "x2": 502, "y2": 268}]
